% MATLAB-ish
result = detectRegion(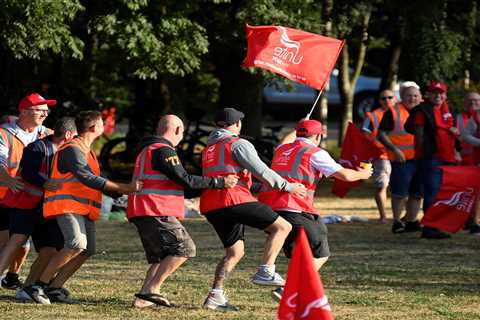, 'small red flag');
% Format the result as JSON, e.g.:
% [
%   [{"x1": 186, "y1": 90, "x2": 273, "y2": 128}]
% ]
[
  {"x1": 331, "y1": 122, "x2": 384, "y2": 197},
  {"x1": 277, "y1": 228, "x2": 334, "y2": 320},
  {"x1": 243, "y1": 25, "x2": 344, "y2": 91},
  {"x1": 422, "y1": 166, "x2": 480, "y2": 233}
]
